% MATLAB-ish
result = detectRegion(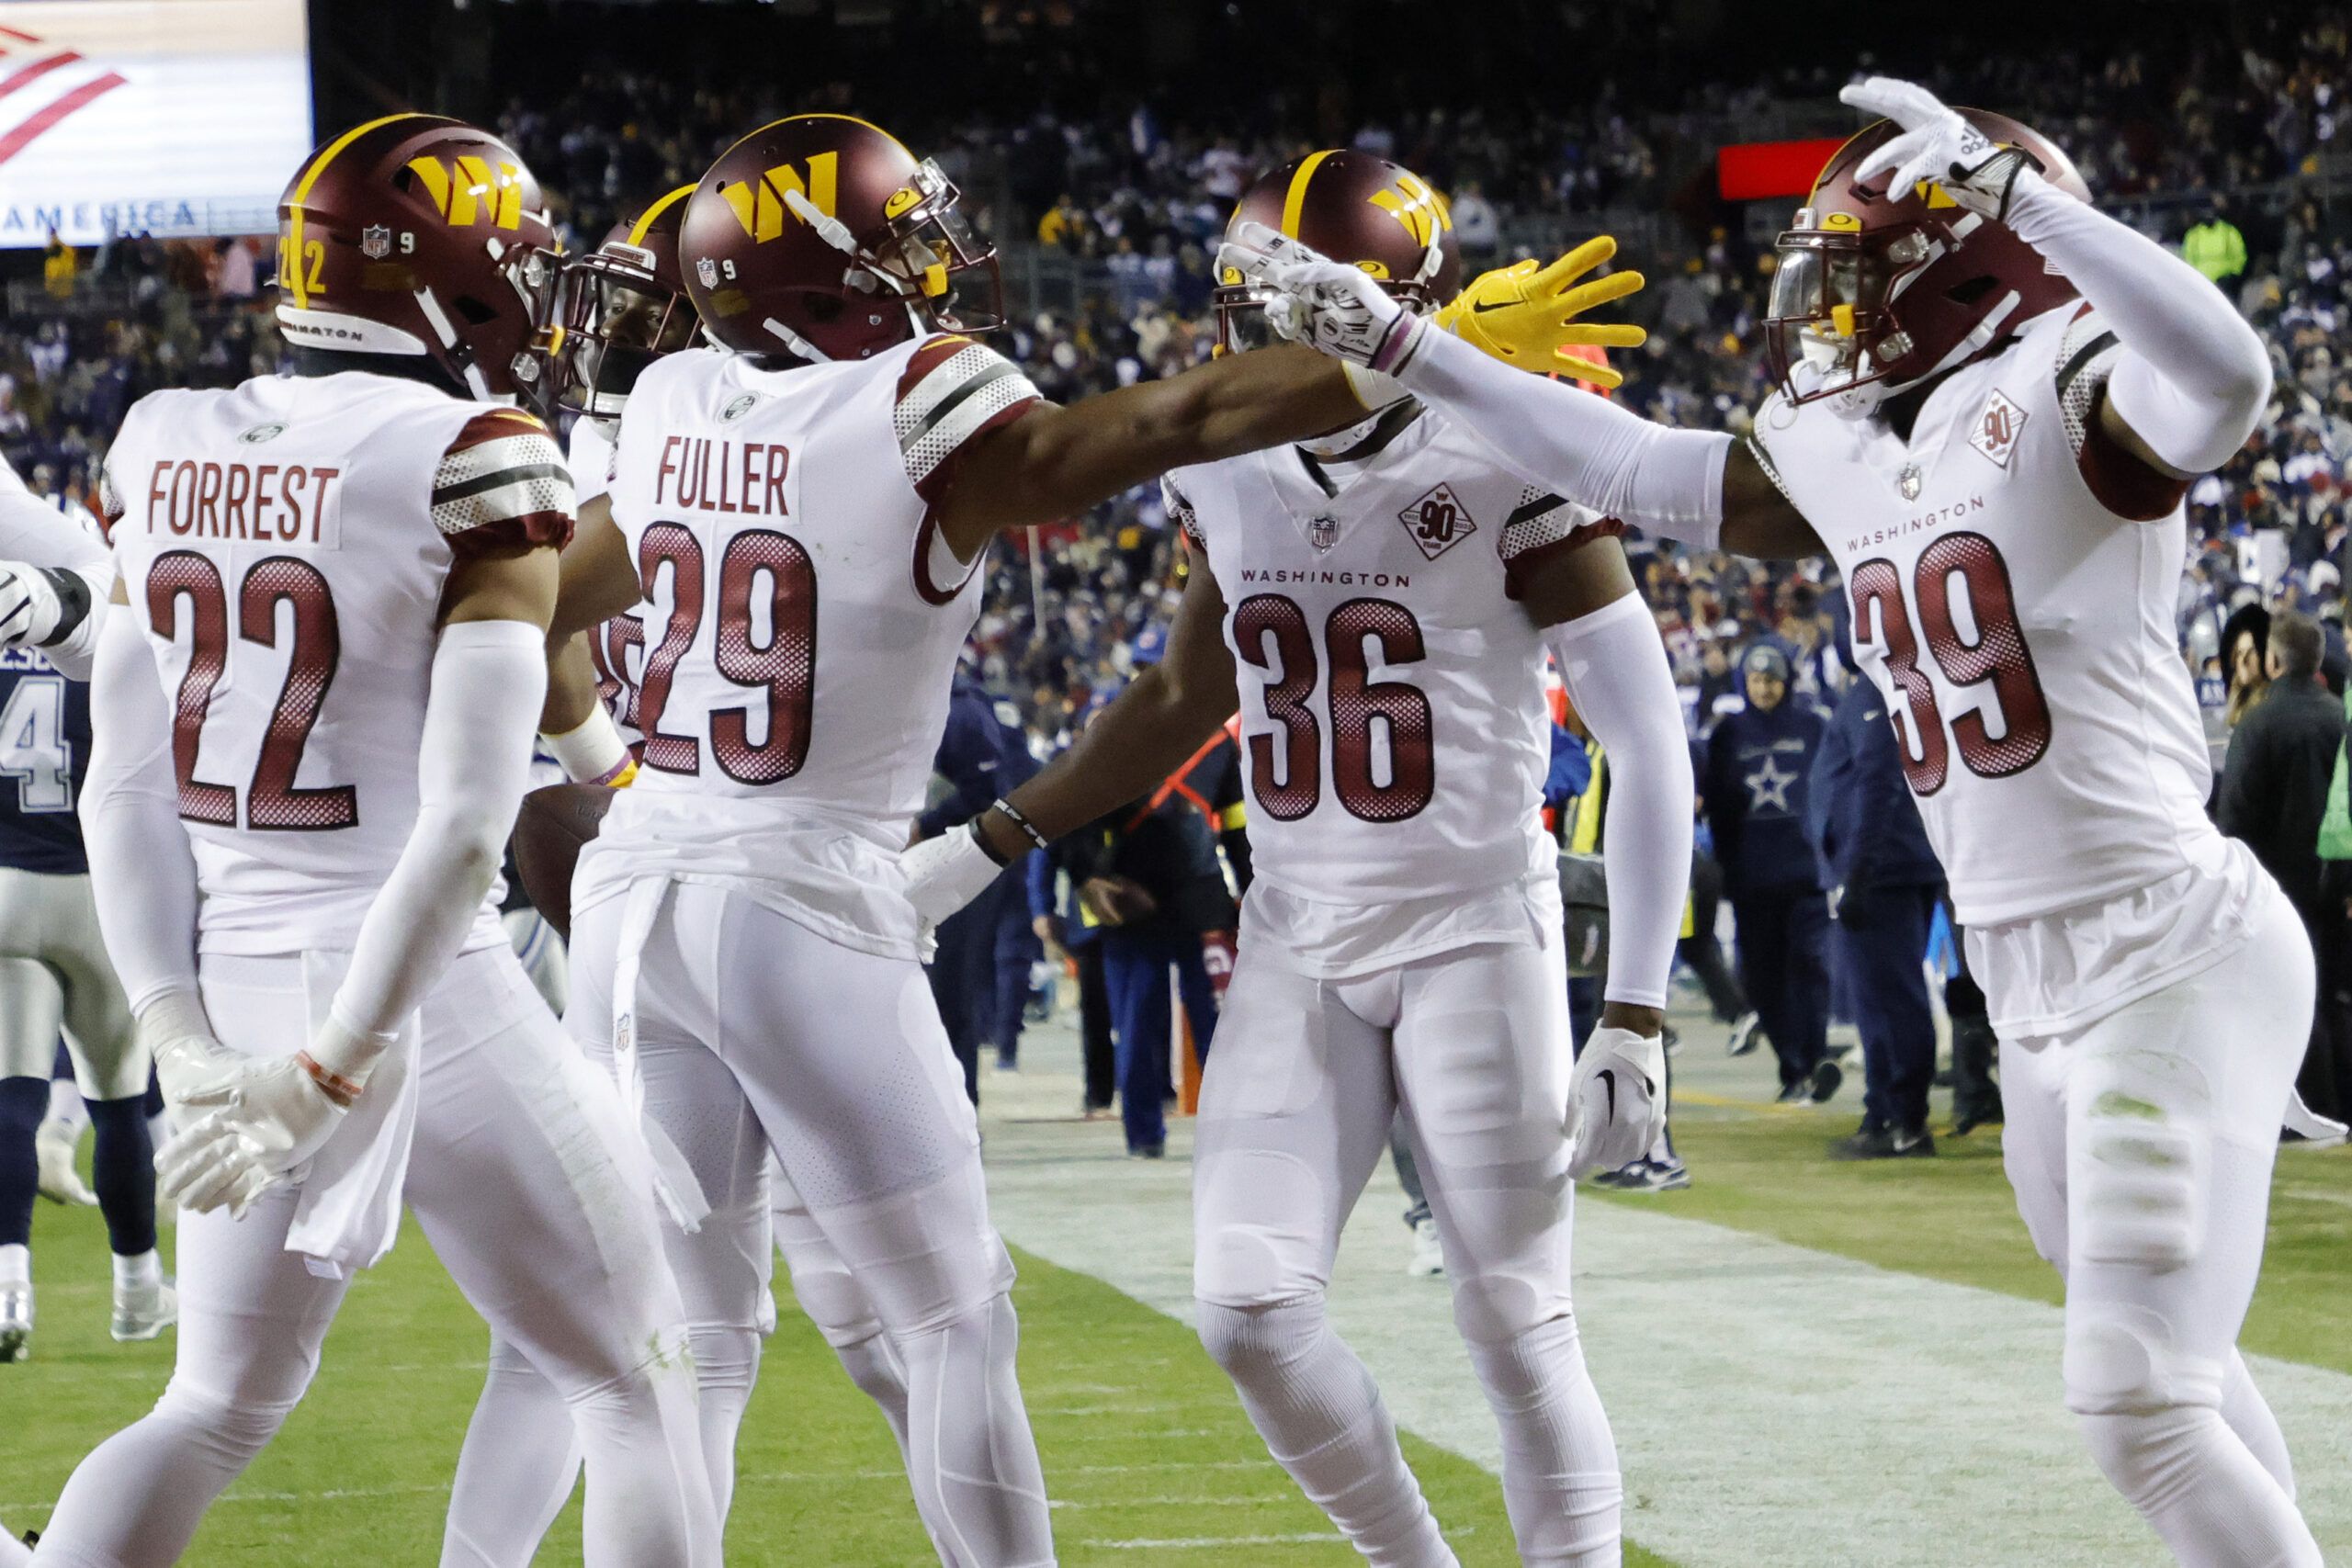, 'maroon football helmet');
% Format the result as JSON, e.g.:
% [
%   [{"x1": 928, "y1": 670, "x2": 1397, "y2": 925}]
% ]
[
  {"x1": 1763, "y1": 109, "x2": 2088, "y2": 409},
  {"x1": 681, "y1": 114, "x2": 1001, "y2": 363},
  {"x1": 275, "y1": 113, "x2": 560, "y2": 408},
  {"x1": 1214, "y1": 151, "x2": 1464, "y2": 354},
  {"x1": 544, "y1": 185, "x2": 700, "y2": 417}
]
